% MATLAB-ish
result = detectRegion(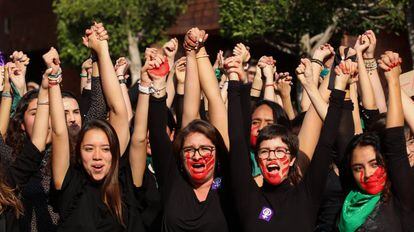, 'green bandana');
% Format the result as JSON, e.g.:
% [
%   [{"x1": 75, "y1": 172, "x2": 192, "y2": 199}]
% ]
[{"x1": 338, "y1": 190, "x2": 381, "y2": 232}]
